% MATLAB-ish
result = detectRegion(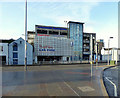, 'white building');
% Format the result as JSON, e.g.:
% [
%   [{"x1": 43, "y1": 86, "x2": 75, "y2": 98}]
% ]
[
  {"x1": 0, "y1": 43, "x2": 8, "y2": 65},
  {"x1": 9, "y1": 37, "x2": 33, "y2": 65},
  {"x1": 111, "y1": 48, "x2": 120, "y2": 63},
  {"x1": 101, "y1": 47, "x2": 120, "y2": 63}
]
